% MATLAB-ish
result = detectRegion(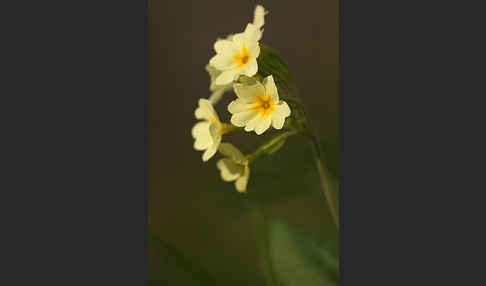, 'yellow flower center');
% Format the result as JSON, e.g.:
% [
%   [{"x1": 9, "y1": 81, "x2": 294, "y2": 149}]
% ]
[
  {"x1": 252, "y1": 95, "x2": 275, "y2": 117},
  {"x1": 218, "y1": 123, "x2": 231, "y2": 135},
  {"x1": 209, "y1": 120, "x2": 234, "y2": 136},
  {"x1": 233, "y1": 45, "x2": 251, "y2": 68},
  {"x1": 209, "y1": 117, "x2": 220, "y2": 124}
]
